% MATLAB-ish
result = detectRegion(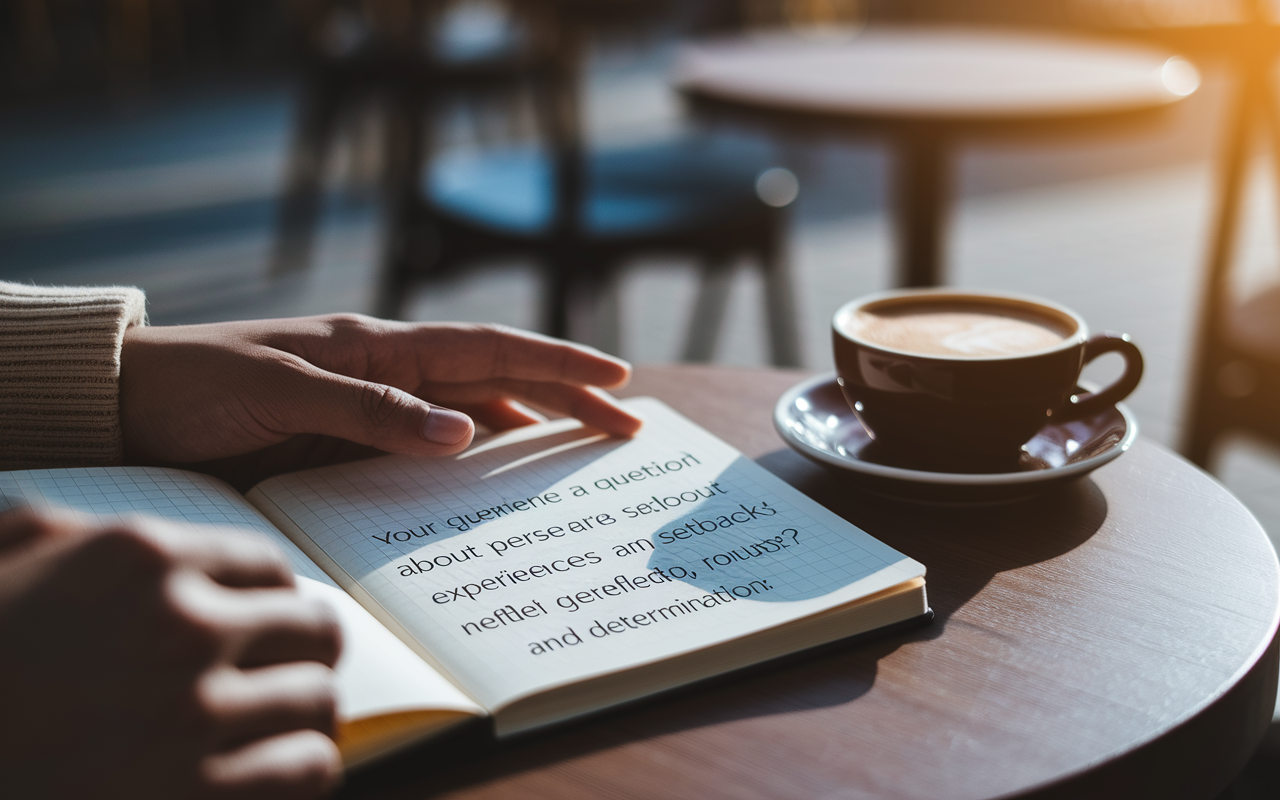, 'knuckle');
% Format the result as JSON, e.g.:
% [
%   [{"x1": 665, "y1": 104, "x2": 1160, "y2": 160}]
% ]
[
  {"x1": 359, "y1": 382, "x2": 407, "y2": 428},
  {"x1": 221, "y1": 529, "x2": 295, "y2": 586},
  {"x1": 323, "y1": 312, "x2": 380, "y2": 346},
  {"x1": 474, "y1": 323, "x2": 515, "y2": 373},
  {"x1": 472, "y1": 321, "x2": 511, "y2": 337},
  {"x1": 257, "y1": 543, "x2": 296, "y2": 587},
  {"x1": 299, "y1": 663, "x2": 341, "y2": 730},
  {"x1": 325, "y1": 311, "x2": 374, "y2": 329},
  {"x1": 175, "y1": 620, "x2": 224, "y2": 667},
  {"x1": 163, "y1": 589, "x2": 226, "y2": 665},
  {"x1": 283, "y1": 732, "x2": 344, "y2": 798},
  {"x1": 179, "y1": 670, "x2": 230, "y2": 740},
  {"x1": 308, "y1": 599, "x2": 343, "y2": 666},
  {"x1": 87, "y1": 524, "x2": 173, "y2": 575}
]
